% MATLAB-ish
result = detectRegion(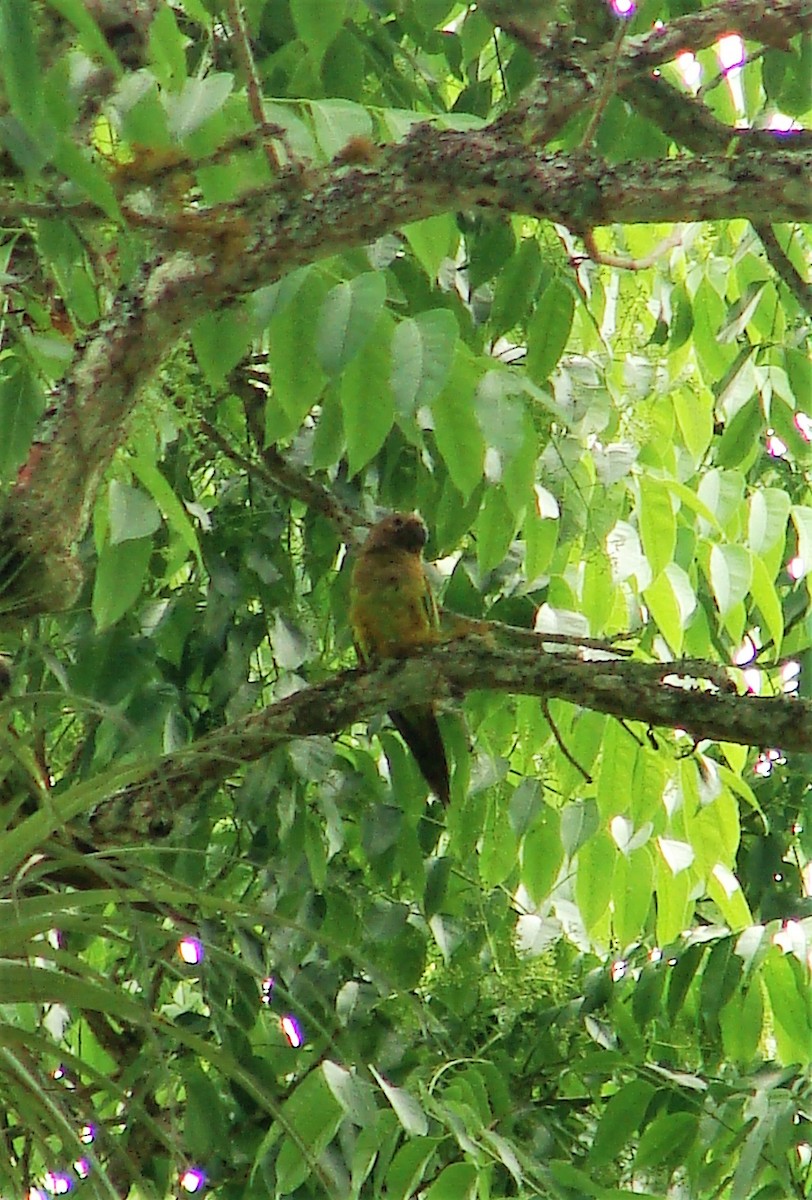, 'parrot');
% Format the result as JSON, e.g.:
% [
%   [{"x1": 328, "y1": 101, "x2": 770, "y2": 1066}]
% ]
[{"x1": 349, "y1": 512, "x2": 450, "y2": 805}]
